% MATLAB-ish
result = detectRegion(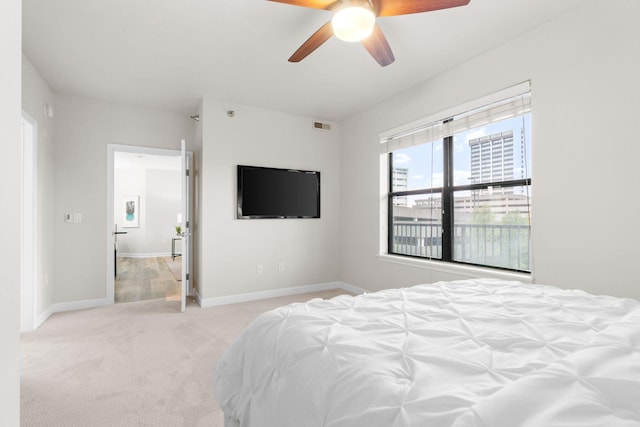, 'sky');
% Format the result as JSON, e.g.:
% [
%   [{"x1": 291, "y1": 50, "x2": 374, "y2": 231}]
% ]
[{"x1": 393, "y1": 114, "x2": 532, "y2": 204}]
